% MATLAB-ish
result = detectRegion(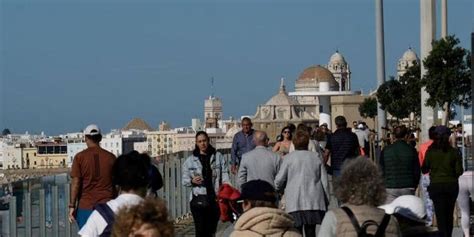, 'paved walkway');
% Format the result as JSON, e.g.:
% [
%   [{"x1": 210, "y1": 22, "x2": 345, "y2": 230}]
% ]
[
  {"x1": 175, "y1": 175, "x2": 467, "y2": 237},
  {"x1": 174, "y1": 216, "x2": 232, "y2": 237},
  {"x1": 175, "y1": 217, "x2": 464, "y2": 237}
]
